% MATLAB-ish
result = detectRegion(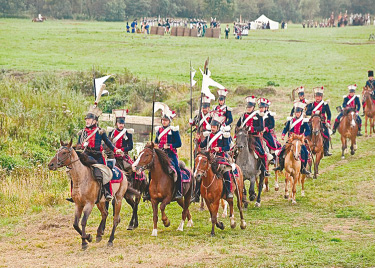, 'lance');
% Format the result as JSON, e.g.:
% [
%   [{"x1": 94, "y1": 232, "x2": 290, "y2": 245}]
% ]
[
  {"x1": 197, "y1": 57, "x2": 209, "y2": 136},
  {"x1": 93, "y1": 65, "x2": 96, "y2": 100},
  {"x1": 190, "y1": 61, "x2": 193, "y2": 169},
  {"x1": 150, "y1": 84, "x2": 157, "y2": 142}
]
